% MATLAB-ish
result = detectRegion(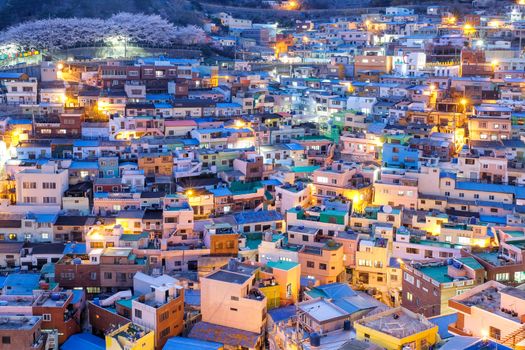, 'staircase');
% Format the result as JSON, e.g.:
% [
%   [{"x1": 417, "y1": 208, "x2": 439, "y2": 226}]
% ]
[{"x1": 501, "y1": 325, "x2": 525, "y2": 348}]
